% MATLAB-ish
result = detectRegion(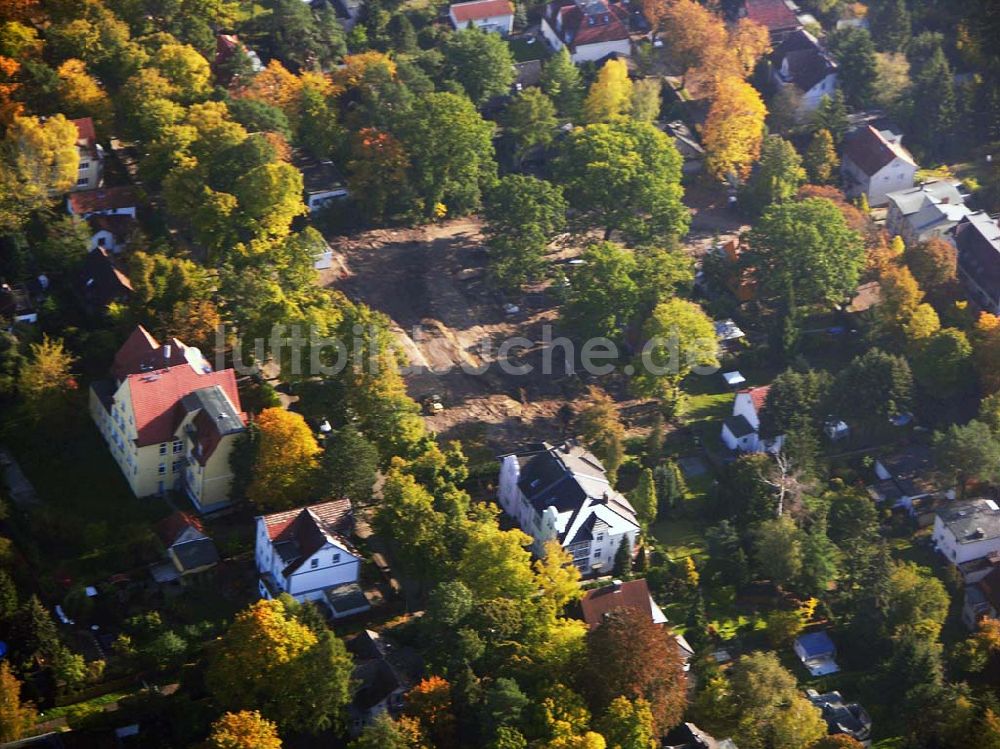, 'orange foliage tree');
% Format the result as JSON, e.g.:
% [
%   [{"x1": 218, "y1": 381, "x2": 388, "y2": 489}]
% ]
[
  {"x1": 406, "y1": 676, "x2": 457, "y2": 748},
  {"x1": 702, "y1": 76, "x2": 767, "y2": 181}
]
